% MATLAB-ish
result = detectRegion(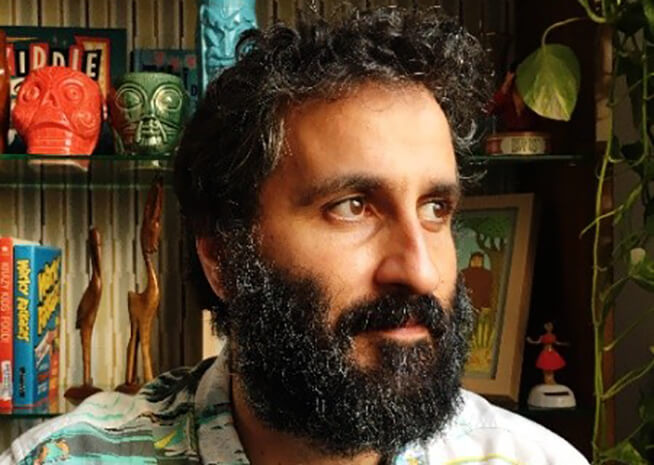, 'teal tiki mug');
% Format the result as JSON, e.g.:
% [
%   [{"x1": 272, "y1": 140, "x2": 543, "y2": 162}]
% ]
[
  {"x1": 109, "y1": 72, "x2": 189, "y2": 156},
  {"x1": 197, "y1": 0, "x2": 257, "y2": 94}
]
